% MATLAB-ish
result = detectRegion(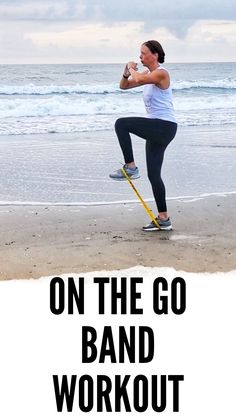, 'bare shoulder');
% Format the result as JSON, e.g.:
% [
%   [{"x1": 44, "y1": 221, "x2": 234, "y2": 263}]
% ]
[{"x1": 154, "y1": 67, "x2": 170, "y2": 89}]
